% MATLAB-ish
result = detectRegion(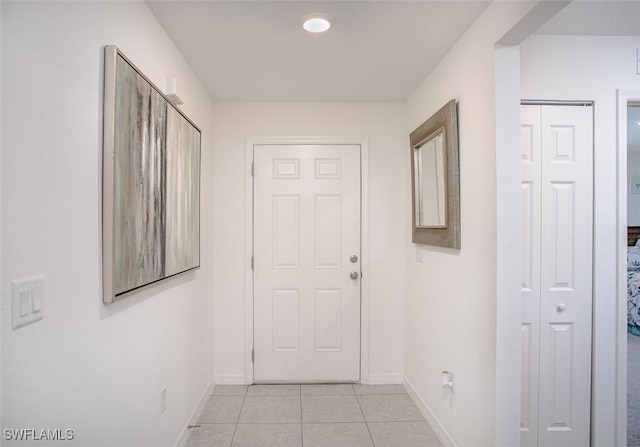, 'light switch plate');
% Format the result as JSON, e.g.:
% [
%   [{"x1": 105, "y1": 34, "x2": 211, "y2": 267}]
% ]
[
  {"x1": 12, "y1": 276, "x2": 43, "y2": 329},
  {"x1": 416, "y1": 245, "x2": 424, "y2": 263}
]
